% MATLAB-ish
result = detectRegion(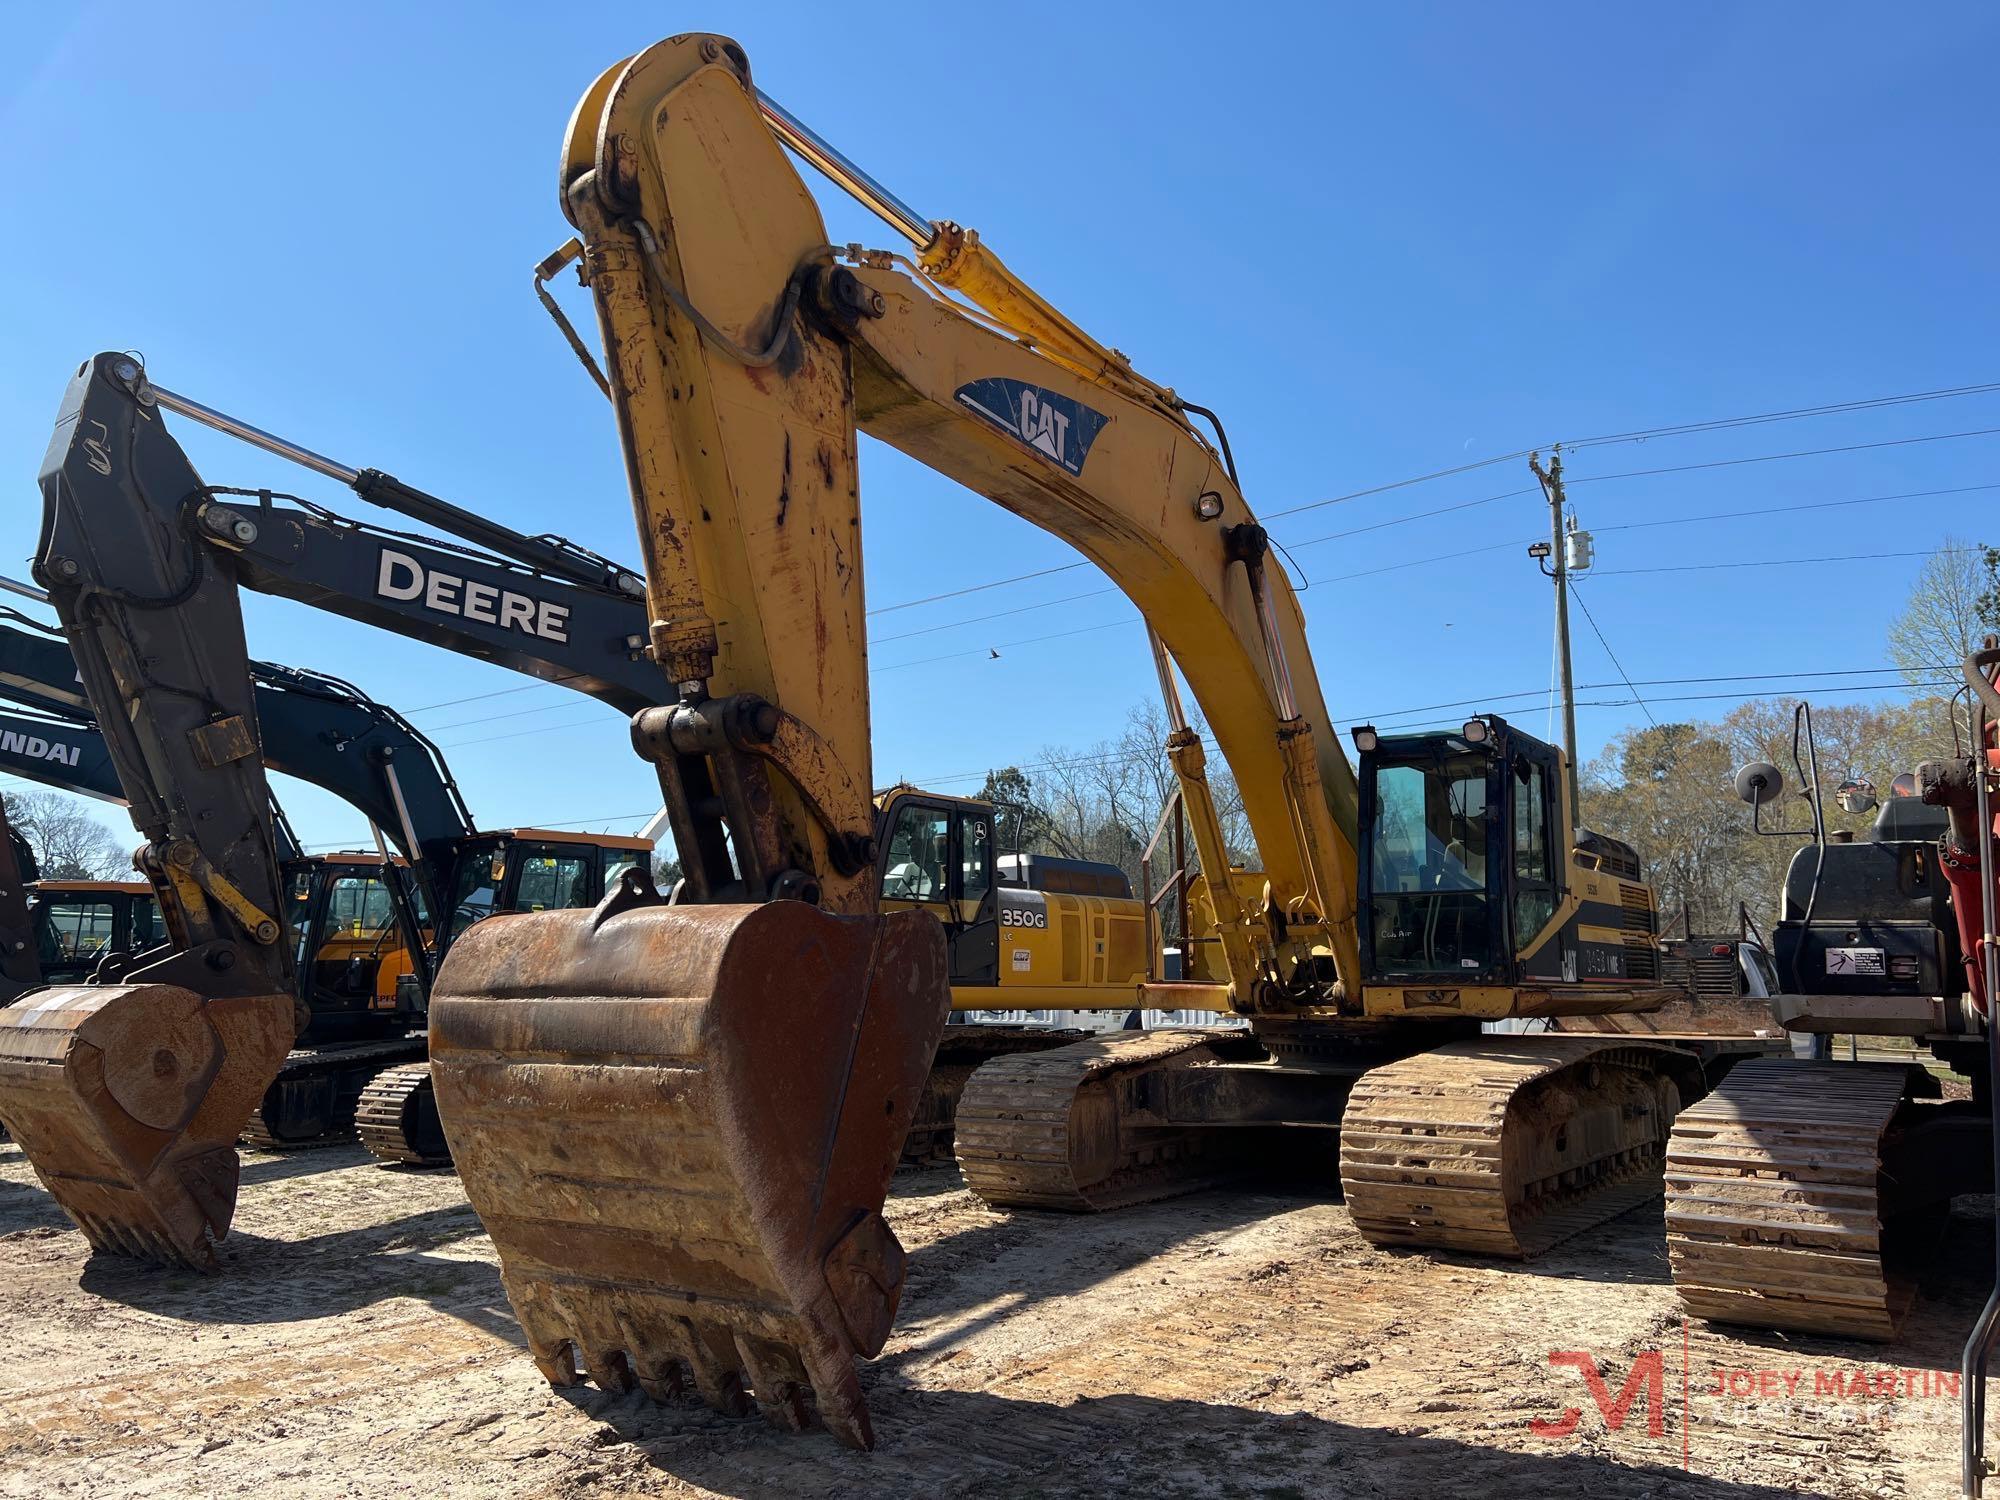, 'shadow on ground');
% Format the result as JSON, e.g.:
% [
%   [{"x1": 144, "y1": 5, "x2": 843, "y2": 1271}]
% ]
[
  {"x1": 73, "y1": 1202, "x2": 494, "y2": 1322},
  {"x1": 563, "y1": 1381, "x2": 1812, "y2": 1500}
]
